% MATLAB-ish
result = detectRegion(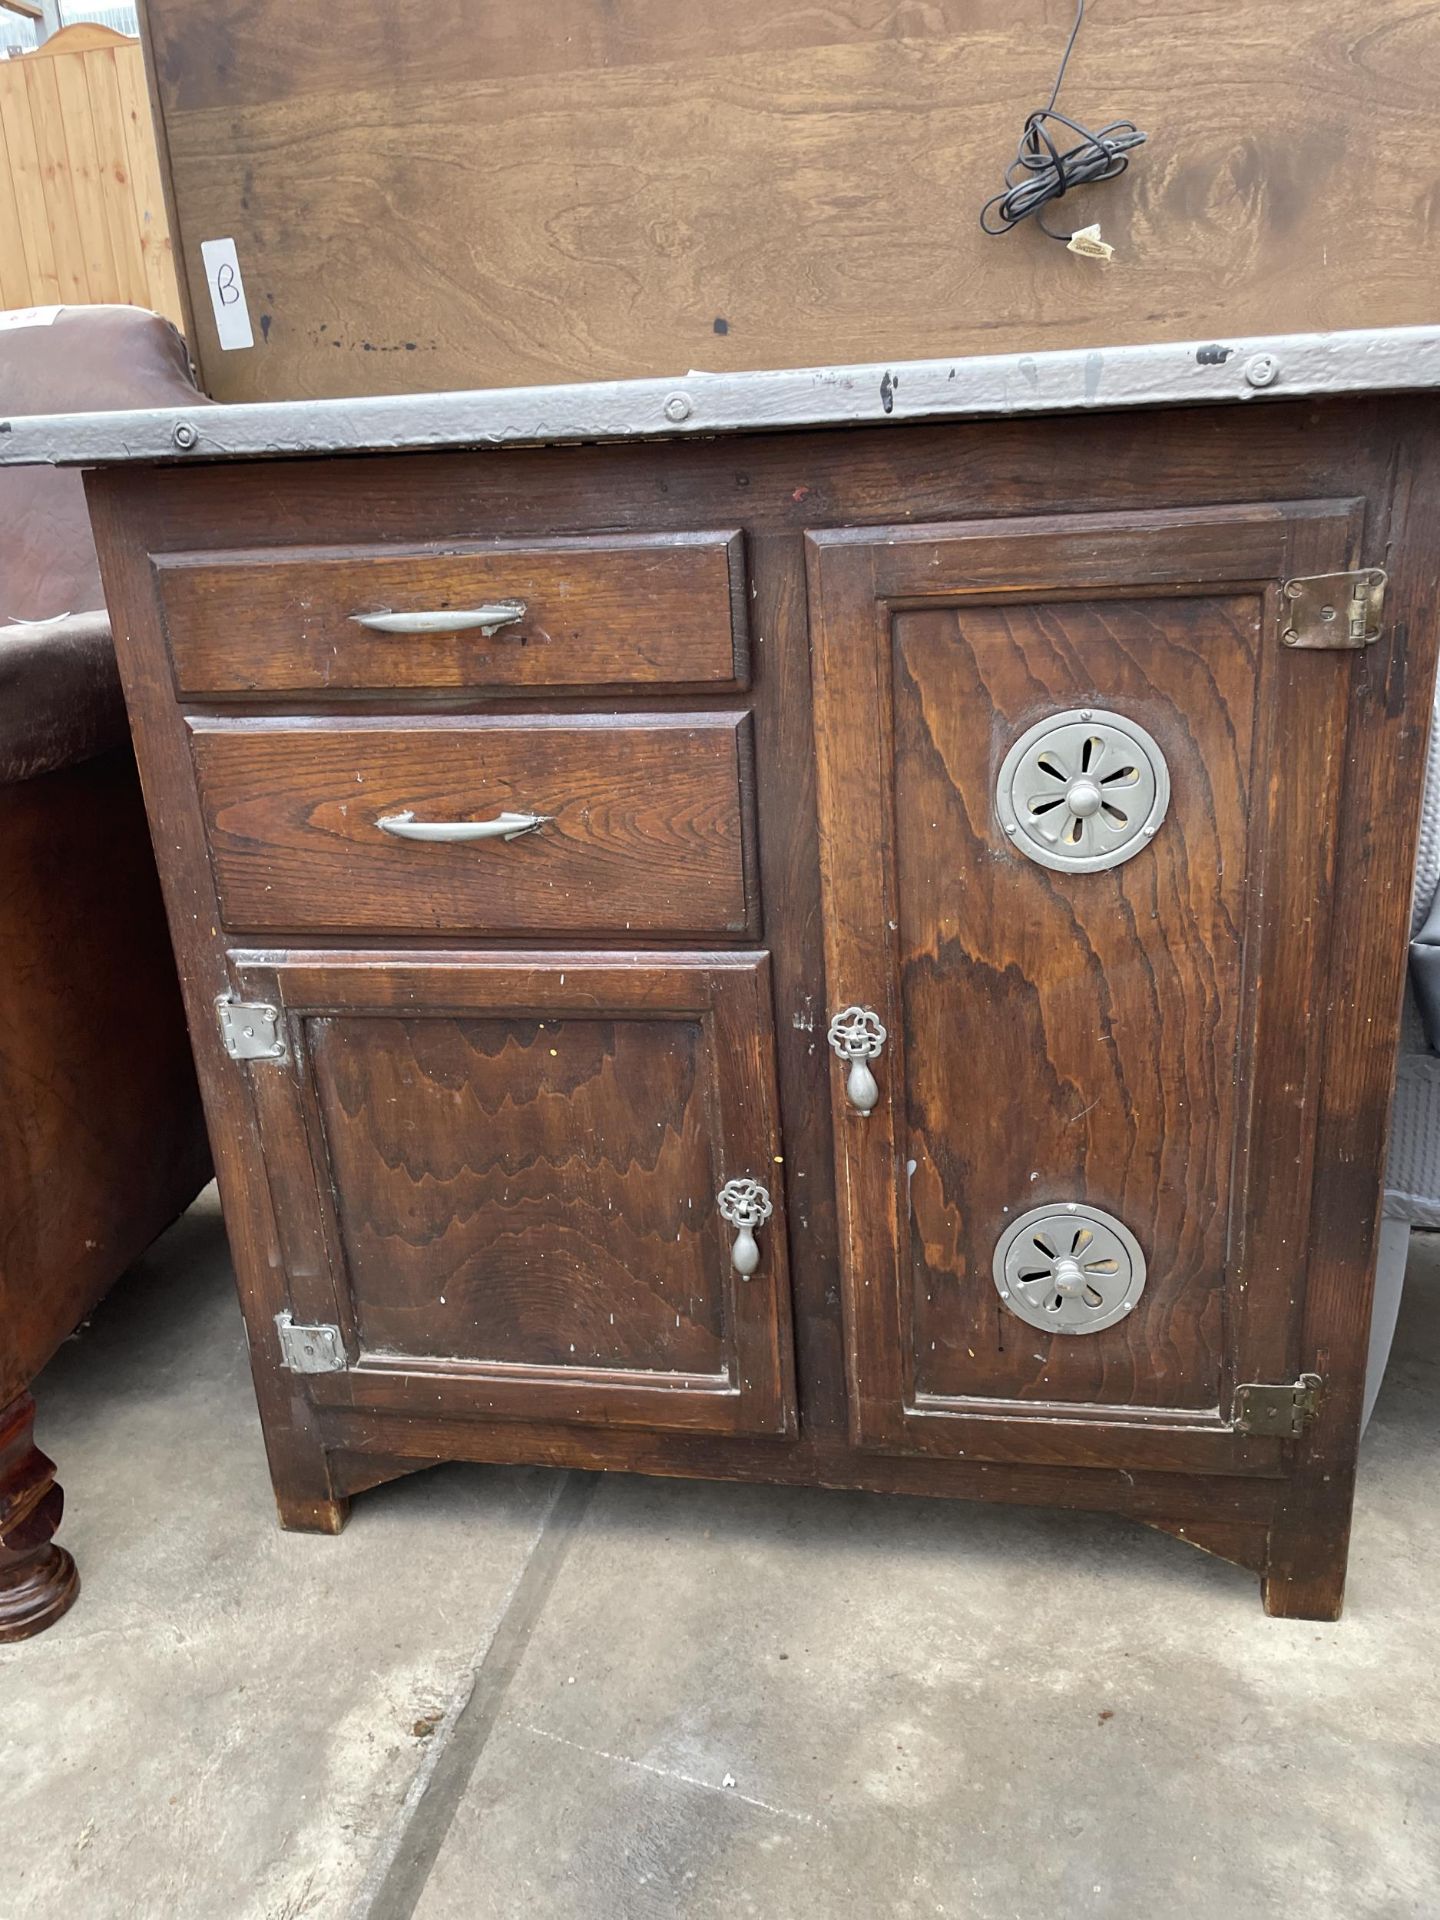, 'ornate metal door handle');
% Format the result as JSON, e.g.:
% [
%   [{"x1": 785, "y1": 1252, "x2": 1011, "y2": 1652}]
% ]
[
  {"x1": 827, "y1": 1005, "x2": 887, "y2": 1113},
  {"x1": 716, "y1": 1179, "x2": 773, "y2": 1276}
]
